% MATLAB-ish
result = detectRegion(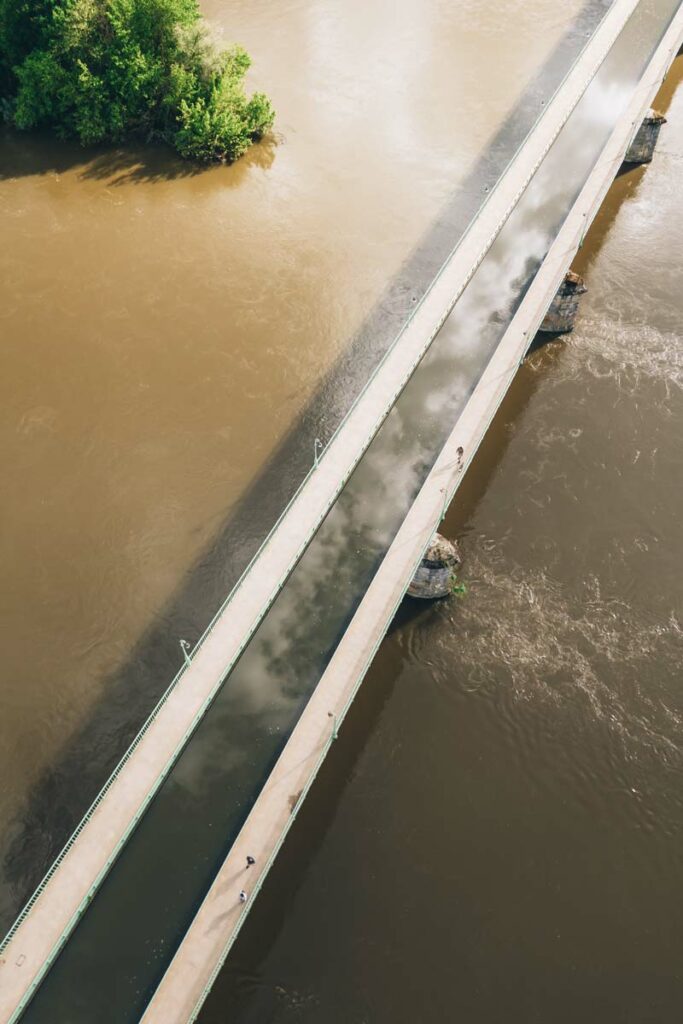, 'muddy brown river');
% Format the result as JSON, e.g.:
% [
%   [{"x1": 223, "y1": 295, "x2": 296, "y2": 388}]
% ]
[
  {"x1": 0, "y1": 0, "x2": 606, "y2": 925},
  {"x1": 1, "y1": 1, "x2": 681, "y2": 1021}
]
